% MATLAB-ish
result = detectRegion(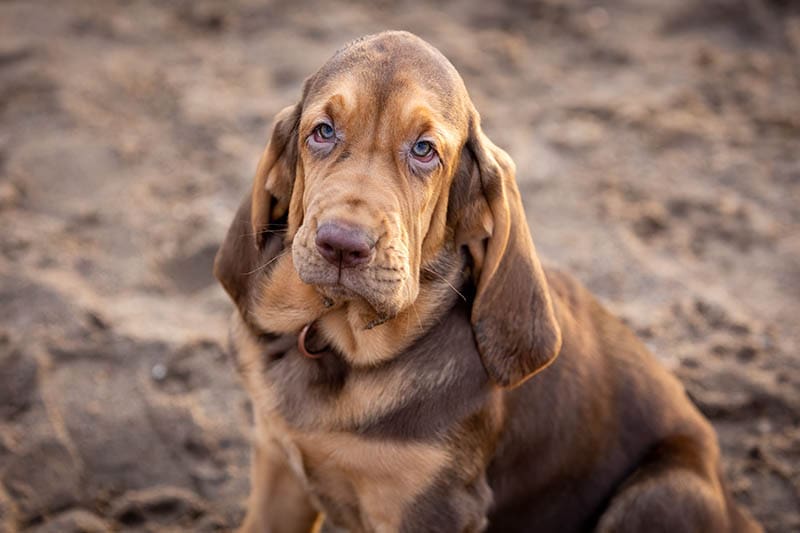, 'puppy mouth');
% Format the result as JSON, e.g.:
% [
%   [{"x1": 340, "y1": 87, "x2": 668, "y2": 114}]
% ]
[
  {"x1": 304, "y1": 266, "x2": 387, "y2": 311},
  {"x1": 293, "y1": 257, "x2": 402, "y2": 323},
  {"x1": 315, "y1": 284, "x2": 394, "y2": 329},
  {"x1": 316, "y1": 281, "x2": 359, "y2": 302}
]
